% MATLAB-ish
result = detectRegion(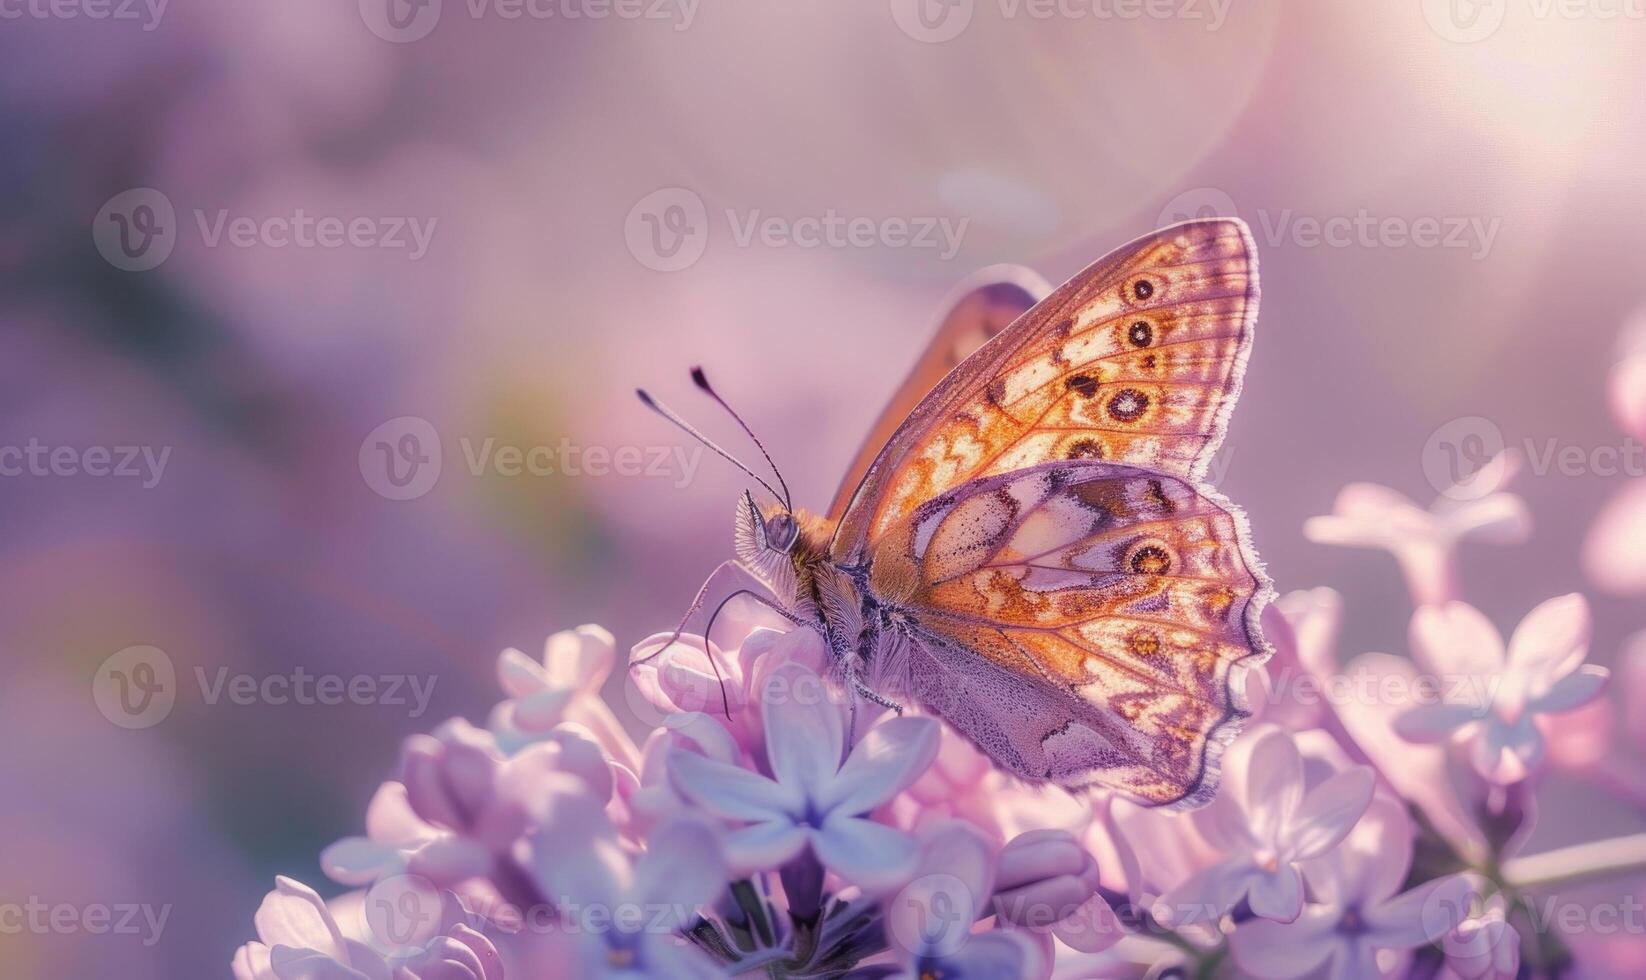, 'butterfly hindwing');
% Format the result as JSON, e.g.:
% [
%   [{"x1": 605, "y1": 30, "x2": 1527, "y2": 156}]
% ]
[
  {"x1": 831, "y1": 219, "x2": 1257, "y2": 564},
  {"x1": 869, "y1": 460, "x2": 1269, "y2": 807}
]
